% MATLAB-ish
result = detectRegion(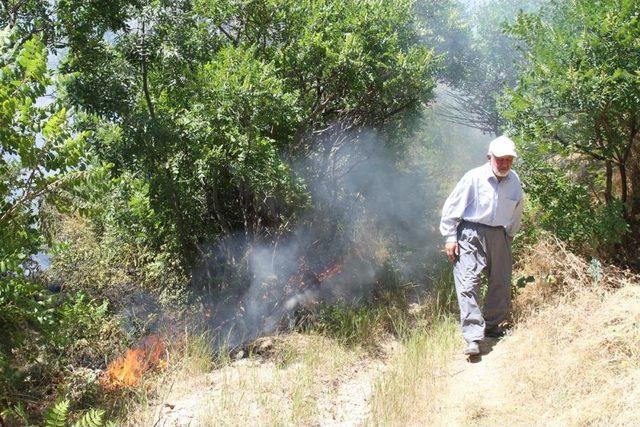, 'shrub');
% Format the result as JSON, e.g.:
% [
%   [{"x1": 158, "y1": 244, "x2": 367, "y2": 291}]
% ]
[{"x1": 0, "y1": 269, "x2": 122, "y2": 420}]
